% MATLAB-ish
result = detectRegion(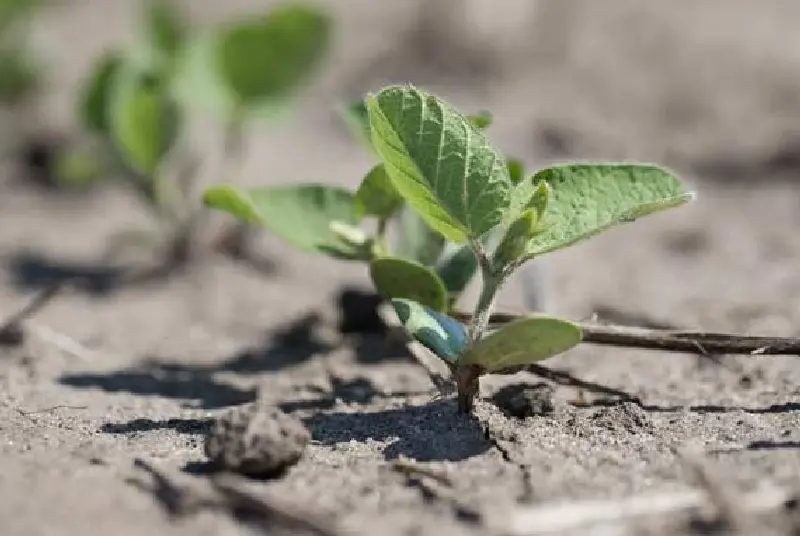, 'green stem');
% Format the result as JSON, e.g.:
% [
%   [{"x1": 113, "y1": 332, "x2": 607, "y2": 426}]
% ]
[{"x1": 457, "y1": 238, "x2": 507, "y2": 413}]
